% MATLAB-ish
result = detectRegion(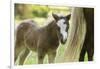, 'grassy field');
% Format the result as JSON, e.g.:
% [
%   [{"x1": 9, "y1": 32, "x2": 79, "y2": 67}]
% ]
[
  {"x1": 15, "y1": 18, "x2": 88, "y2": 65},
  {"x1": 24, "y1": 44, "x2": 67, "y2": 64},
  {"x1": 24, "y1": 44, "x2": 88, "y2": 64}
]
